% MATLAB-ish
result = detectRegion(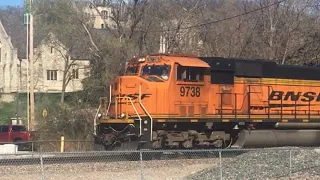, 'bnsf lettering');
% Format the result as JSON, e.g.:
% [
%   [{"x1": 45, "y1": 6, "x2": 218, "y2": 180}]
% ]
[
  {"x1": 284, "y1": 92, "x2": 301, "y2": 101},
  {"x1": 268, "y1": 91, "x2": 320, "y2": 102},
  {"x1": 301, "y1": 92, "x2": 317, "y2": 102},
  {"x1": 268, "y1": 91, "x2": 283, "y2": 100}
]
